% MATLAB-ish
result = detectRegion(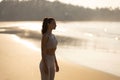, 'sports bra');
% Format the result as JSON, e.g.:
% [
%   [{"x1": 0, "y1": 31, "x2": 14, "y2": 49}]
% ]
[{"x1": 46, "y1": 33, "x2": 58, "y2": 49}]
